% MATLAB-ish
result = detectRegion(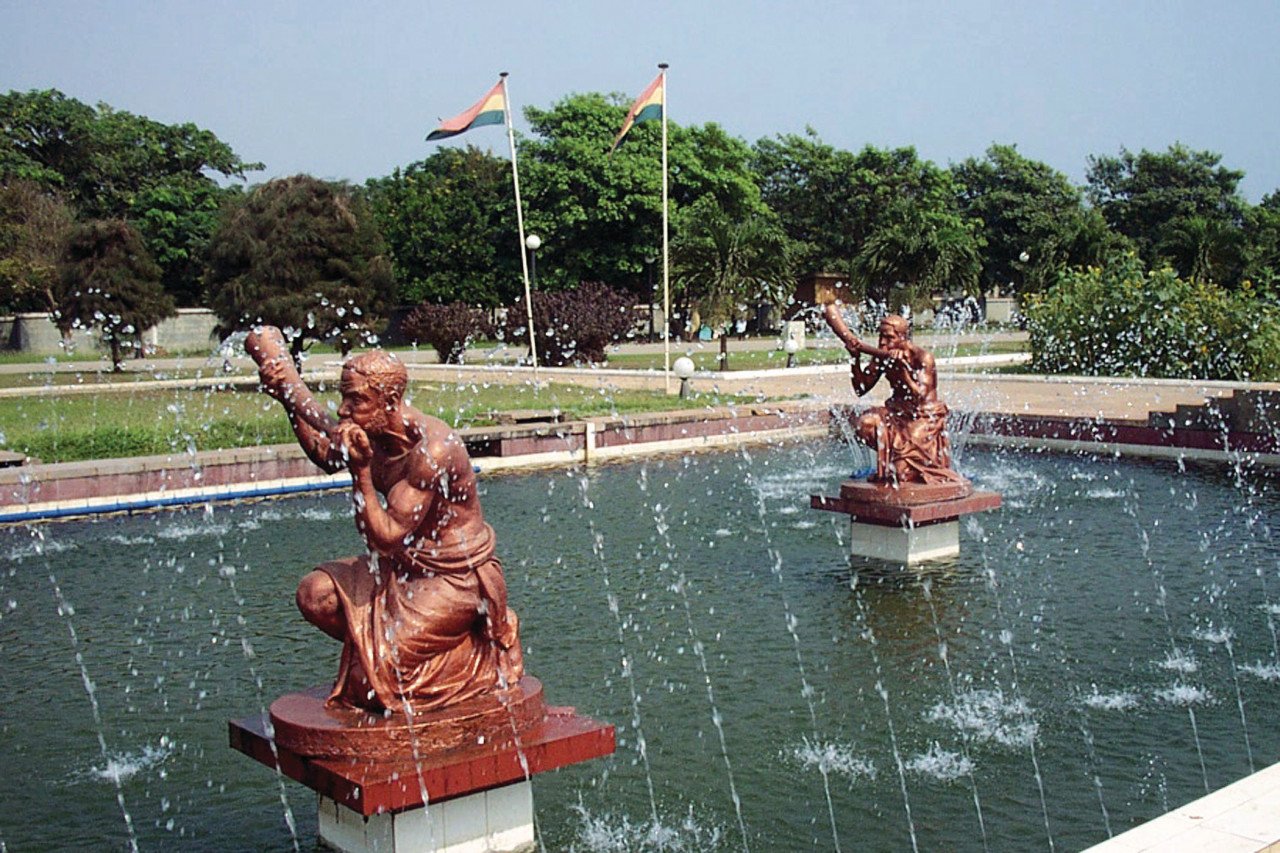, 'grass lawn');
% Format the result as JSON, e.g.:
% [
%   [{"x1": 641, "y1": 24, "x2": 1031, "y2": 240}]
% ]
[
  {"x1": 0, "y1": 366, "x2": 229, "y2": 389},
  {"x1": 603, "y1": 339, "x2": 1026, "y2": 372},
  {"x1": 0, "y1": 380, "x2": 764, "y2": 464}
]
